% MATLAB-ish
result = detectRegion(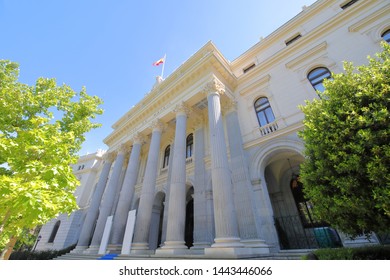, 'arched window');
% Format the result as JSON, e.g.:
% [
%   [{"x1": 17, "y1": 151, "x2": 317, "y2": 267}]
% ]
[
  {"x1": 307, "y1": 67, "x2": 331, "y2": 93},
  {"x1": 163, "y1": 145, "x2": 170, "y2": 168},
  {"x1": 48, "y1": 220, "x2": 61, "y2": 243},
  {"x1": 382, "y1": 29, "x2": 390, "y2": 43},
  {"x1": 254, "y1": 97, "x2": 275, "y2": 127},
  {"x1": 186, "y1": 134, "x2": 193, "y2": 158}
]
